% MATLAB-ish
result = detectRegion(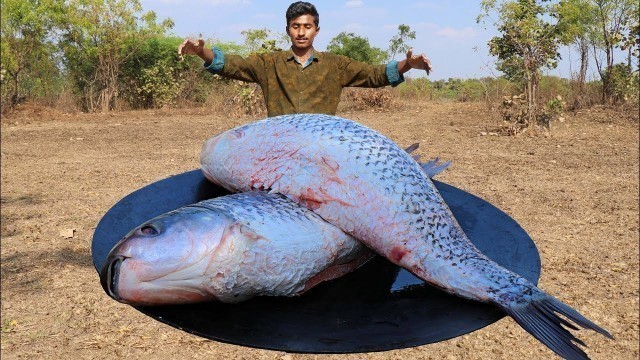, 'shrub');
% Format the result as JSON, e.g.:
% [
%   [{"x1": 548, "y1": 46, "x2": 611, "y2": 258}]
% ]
[{"x1": 338, "y1": 87, "x2": 394, "y2": 112}]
